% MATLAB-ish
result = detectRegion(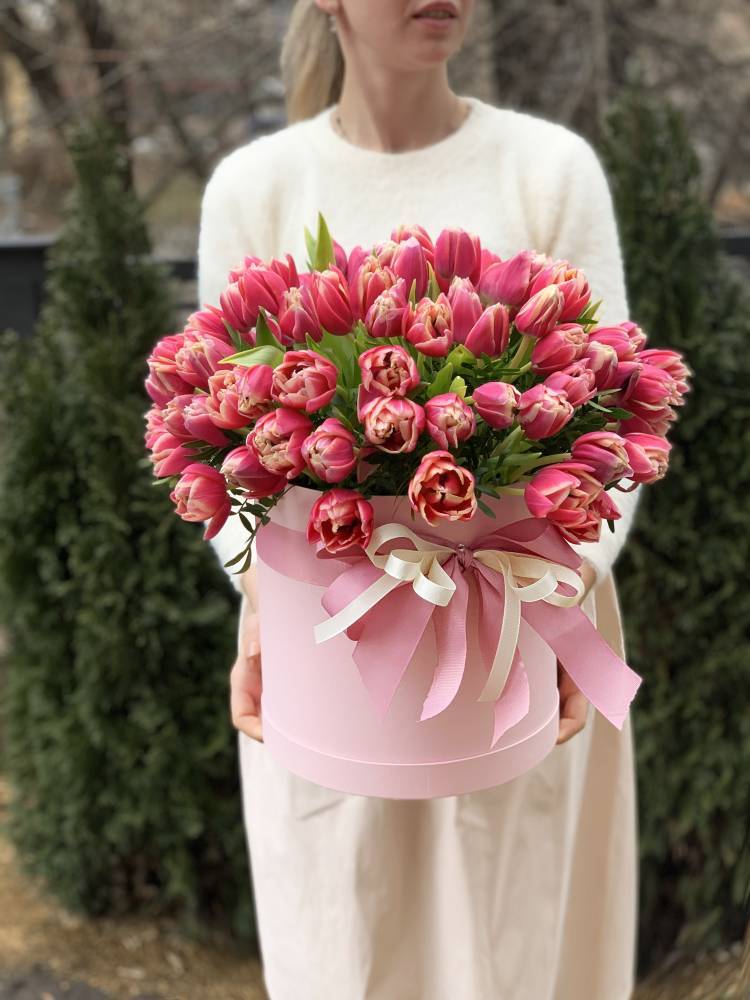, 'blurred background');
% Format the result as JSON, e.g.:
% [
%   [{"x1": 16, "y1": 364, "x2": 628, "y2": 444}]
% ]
[{"x1": 0, "y1": 1, "x2": 748, "y2": 997}]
